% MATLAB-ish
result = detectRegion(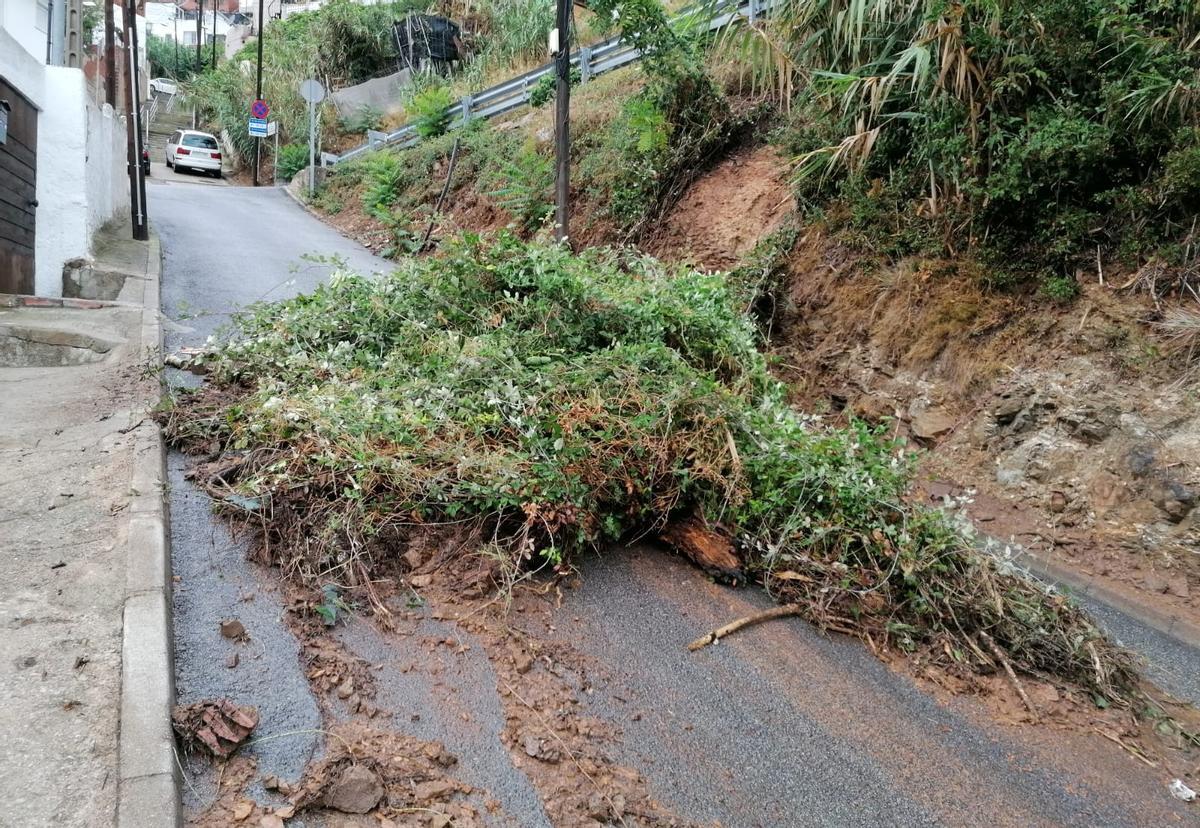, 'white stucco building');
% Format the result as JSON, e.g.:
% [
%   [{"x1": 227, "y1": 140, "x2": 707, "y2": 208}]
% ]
[{"x1": 0, "y1": 0, "x2": 133, "y2": 295}]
